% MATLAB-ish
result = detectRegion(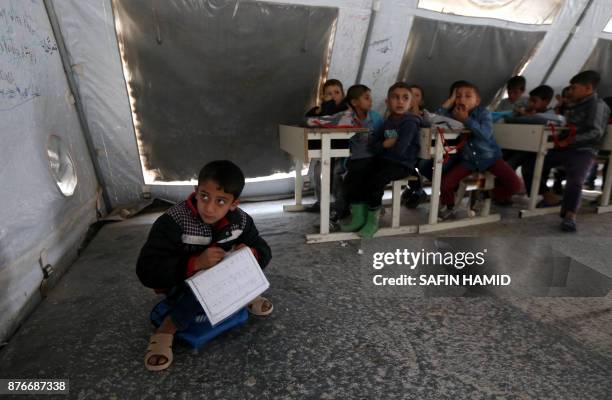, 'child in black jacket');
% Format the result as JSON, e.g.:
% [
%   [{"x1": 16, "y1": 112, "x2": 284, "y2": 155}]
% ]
[
  {"x1": 341, "y1": 82, "x2": 421, "y2": 238},
  {"x1": 137, "y1": 160, "x2": 272, "y2": 371}
]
